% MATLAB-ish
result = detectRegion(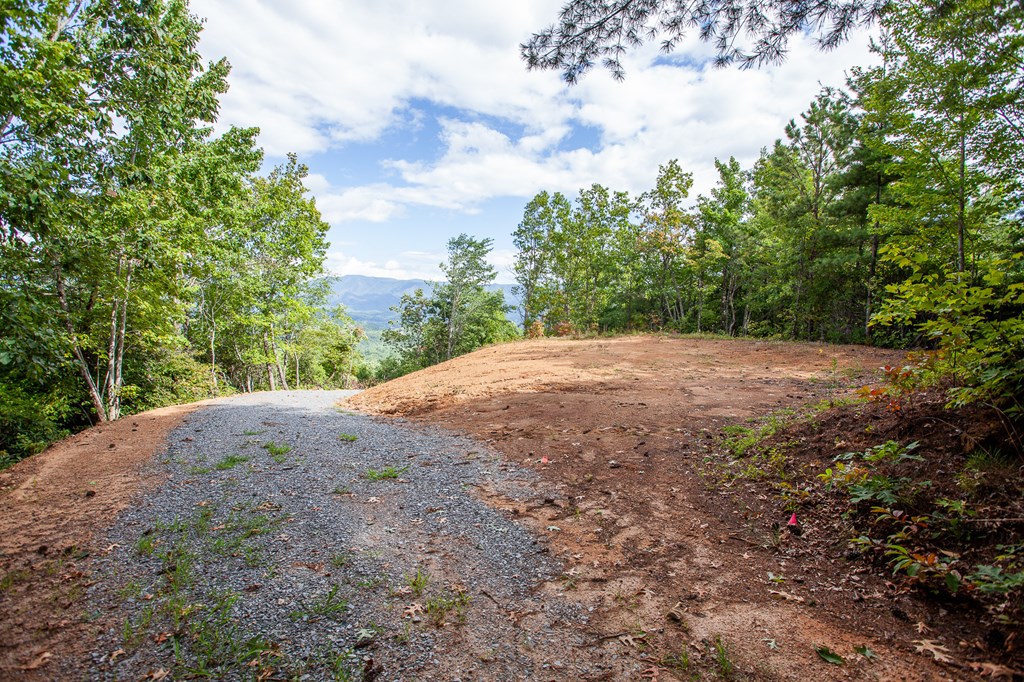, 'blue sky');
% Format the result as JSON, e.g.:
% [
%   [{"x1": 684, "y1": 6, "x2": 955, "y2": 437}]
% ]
[{"x1": 193, "y1": 0, "x2": 877, "y2": 283}]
